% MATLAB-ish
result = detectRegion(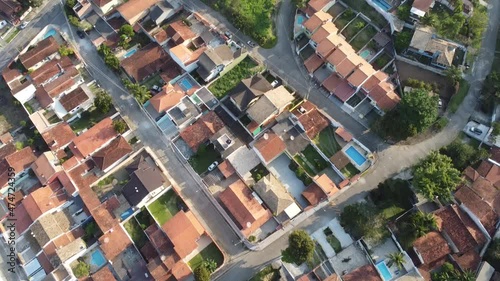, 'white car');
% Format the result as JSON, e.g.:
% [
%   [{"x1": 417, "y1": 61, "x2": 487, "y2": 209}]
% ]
[
  {"x1": 271, "y1": 80, "x2": 279, "y2": 87},
  {"x1": 19, "y1": 21, "x2": 29, "y2": 29},
  {"x1": 438, "y1": 99, "x2": 443, "y2": 108},
  {"x1": 207, "y1": 161, "x2": 219, "y2": 172},
  {"x1": 0, "y1": 20, "x2": 7, "y2": 29}
]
